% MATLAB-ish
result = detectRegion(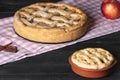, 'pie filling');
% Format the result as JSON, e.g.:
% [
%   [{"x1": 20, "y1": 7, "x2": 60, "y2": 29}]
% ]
[
  {"x1": 16, "y1": 3, "x2": 86, "y2": 30},
  {"x1": 72, "y1": 48, "x2": 114, "y2": 69}
]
